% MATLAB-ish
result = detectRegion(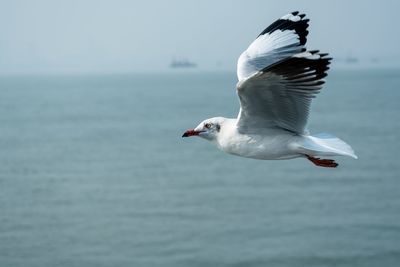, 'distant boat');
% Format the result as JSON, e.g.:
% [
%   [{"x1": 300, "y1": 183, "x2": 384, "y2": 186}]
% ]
[{"x1": 170, "y1": 59, "x2": 197, "y2": 69}]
